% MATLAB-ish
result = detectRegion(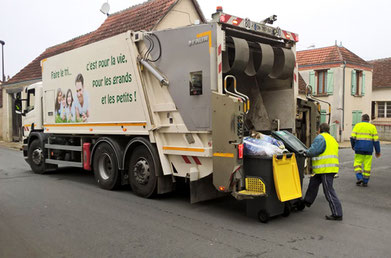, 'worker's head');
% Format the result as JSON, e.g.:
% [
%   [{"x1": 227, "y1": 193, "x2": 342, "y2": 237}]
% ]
[
  {"x1": 75, "y1": 74, "x2": 84, "y2": 104},
  {"x1": 362, "y1": 114, "x2": 370, "y2": 122},
  {"x1": 319, "y1": 123, "x2": 330, "y2": 134}
]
